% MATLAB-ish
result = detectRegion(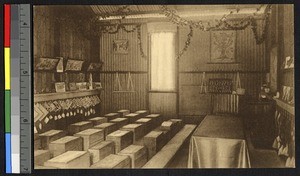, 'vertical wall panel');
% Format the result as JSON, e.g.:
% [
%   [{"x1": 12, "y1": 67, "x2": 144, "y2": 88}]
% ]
[
  {"x1": 99, "y1": 25, "x2": 148, "y2": 114},
  {"x1": 34, "y1": 6, "x2": 94, "y2": 93}
]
